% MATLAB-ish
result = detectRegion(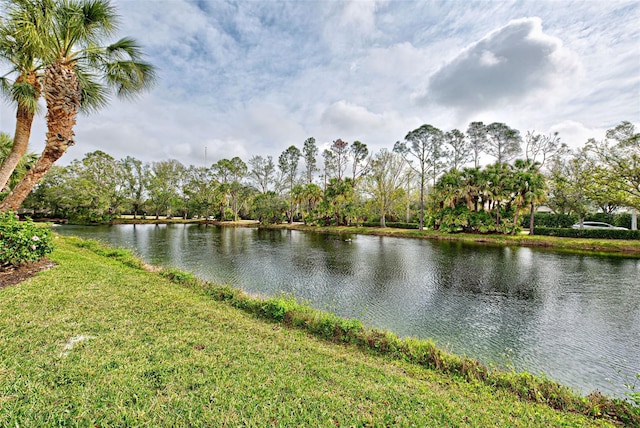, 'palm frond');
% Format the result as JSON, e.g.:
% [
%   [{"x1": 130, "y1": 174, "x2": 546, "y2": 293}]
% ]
[
  {"x1": 0, "y1": 77, "x2": 12, "y2": 101},
  {"x1": 11, "y1": 80, "x2": 41, "y2": 114},
  {"x1": 105, "y1": 59, "x2": 156, "y2": 99},
  {"x1": 105, "y1": 37, "x2": 142, "y2": 60},
  {"x1": 73, "y1": 65, "x2": 110, "y2": 113},
  {"x1": 57, "y1": 0, "x2": 118, "y2": 56}
]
